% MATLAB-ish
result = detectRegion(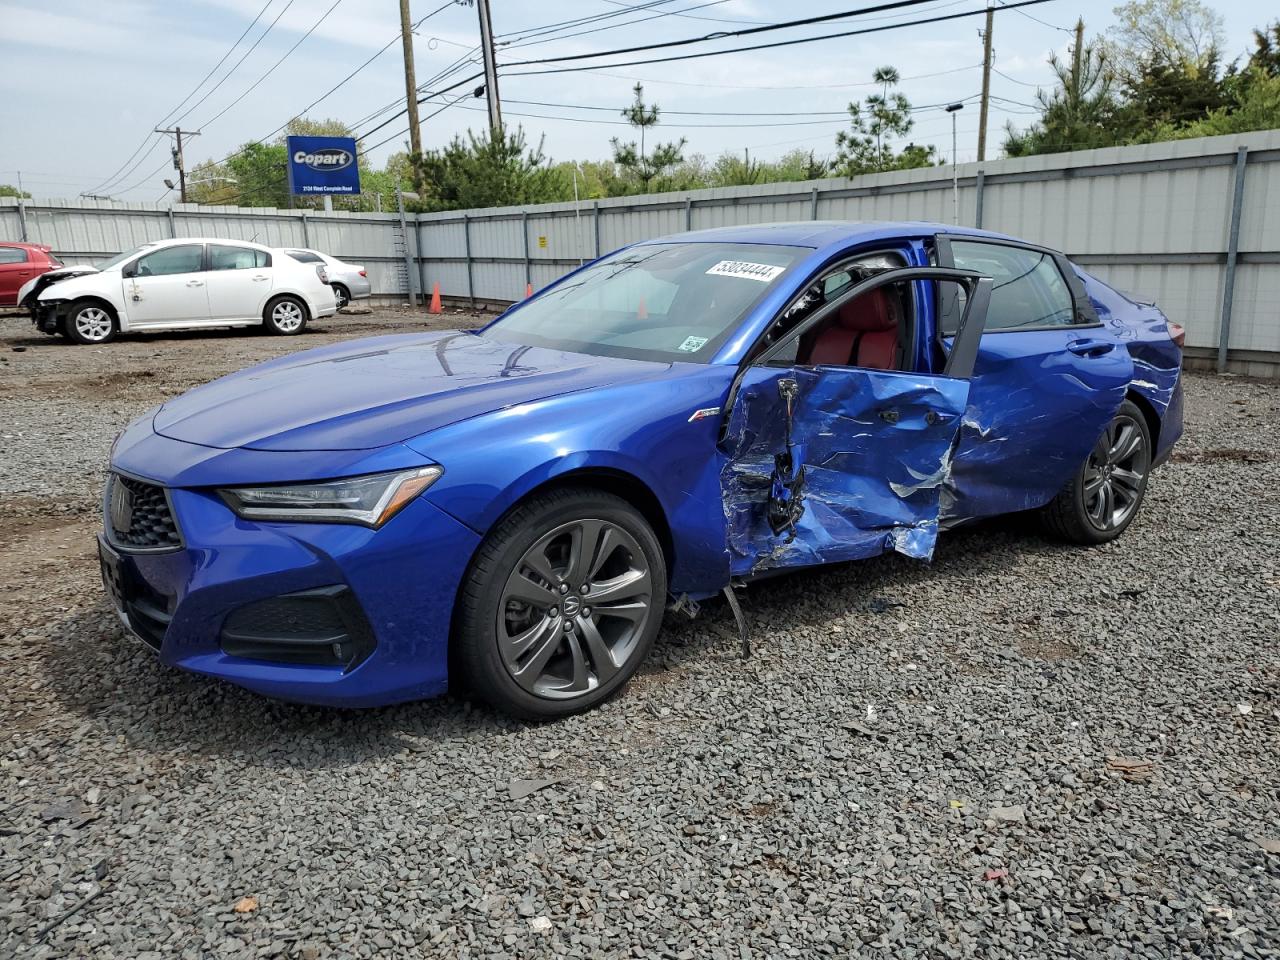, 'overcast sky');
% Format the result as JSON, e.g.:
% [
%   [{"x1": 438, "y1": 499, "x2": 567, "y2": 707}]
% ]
[{"x1": 0, "y1": 0, "x2": 1268, "y2": 202}]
